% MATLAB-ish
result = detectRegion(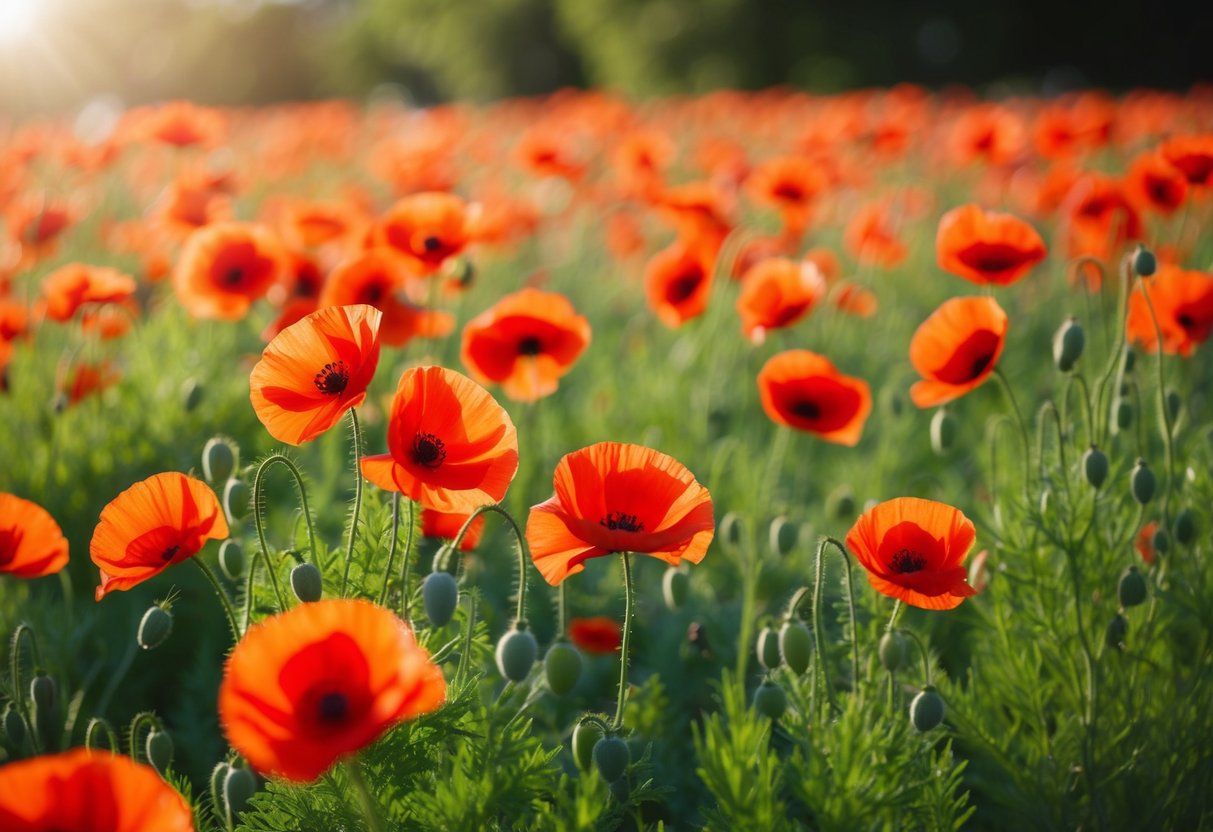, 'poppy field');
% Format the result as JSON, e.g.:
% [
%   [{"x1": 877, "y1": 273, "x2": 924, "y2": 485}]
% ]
[{"x1": 2, "y1": 89, "x2": 1213, "y2": 830}]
